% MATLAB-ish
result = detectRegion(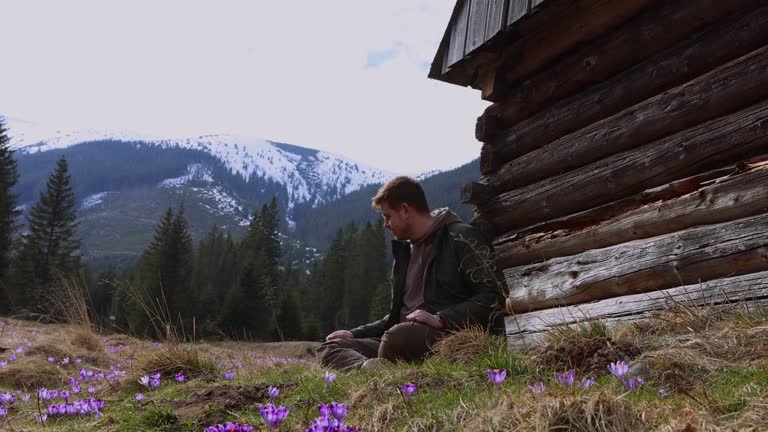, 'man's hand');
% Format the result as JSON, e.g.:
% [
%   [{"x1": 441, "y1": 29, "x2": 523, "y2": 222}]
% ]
[
  {"x1": 325, "y1": 330, "x2": 354, "y2": 341},
  {"x1": 405, "y1": 310, "x2": 445, "y2": 330}
]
